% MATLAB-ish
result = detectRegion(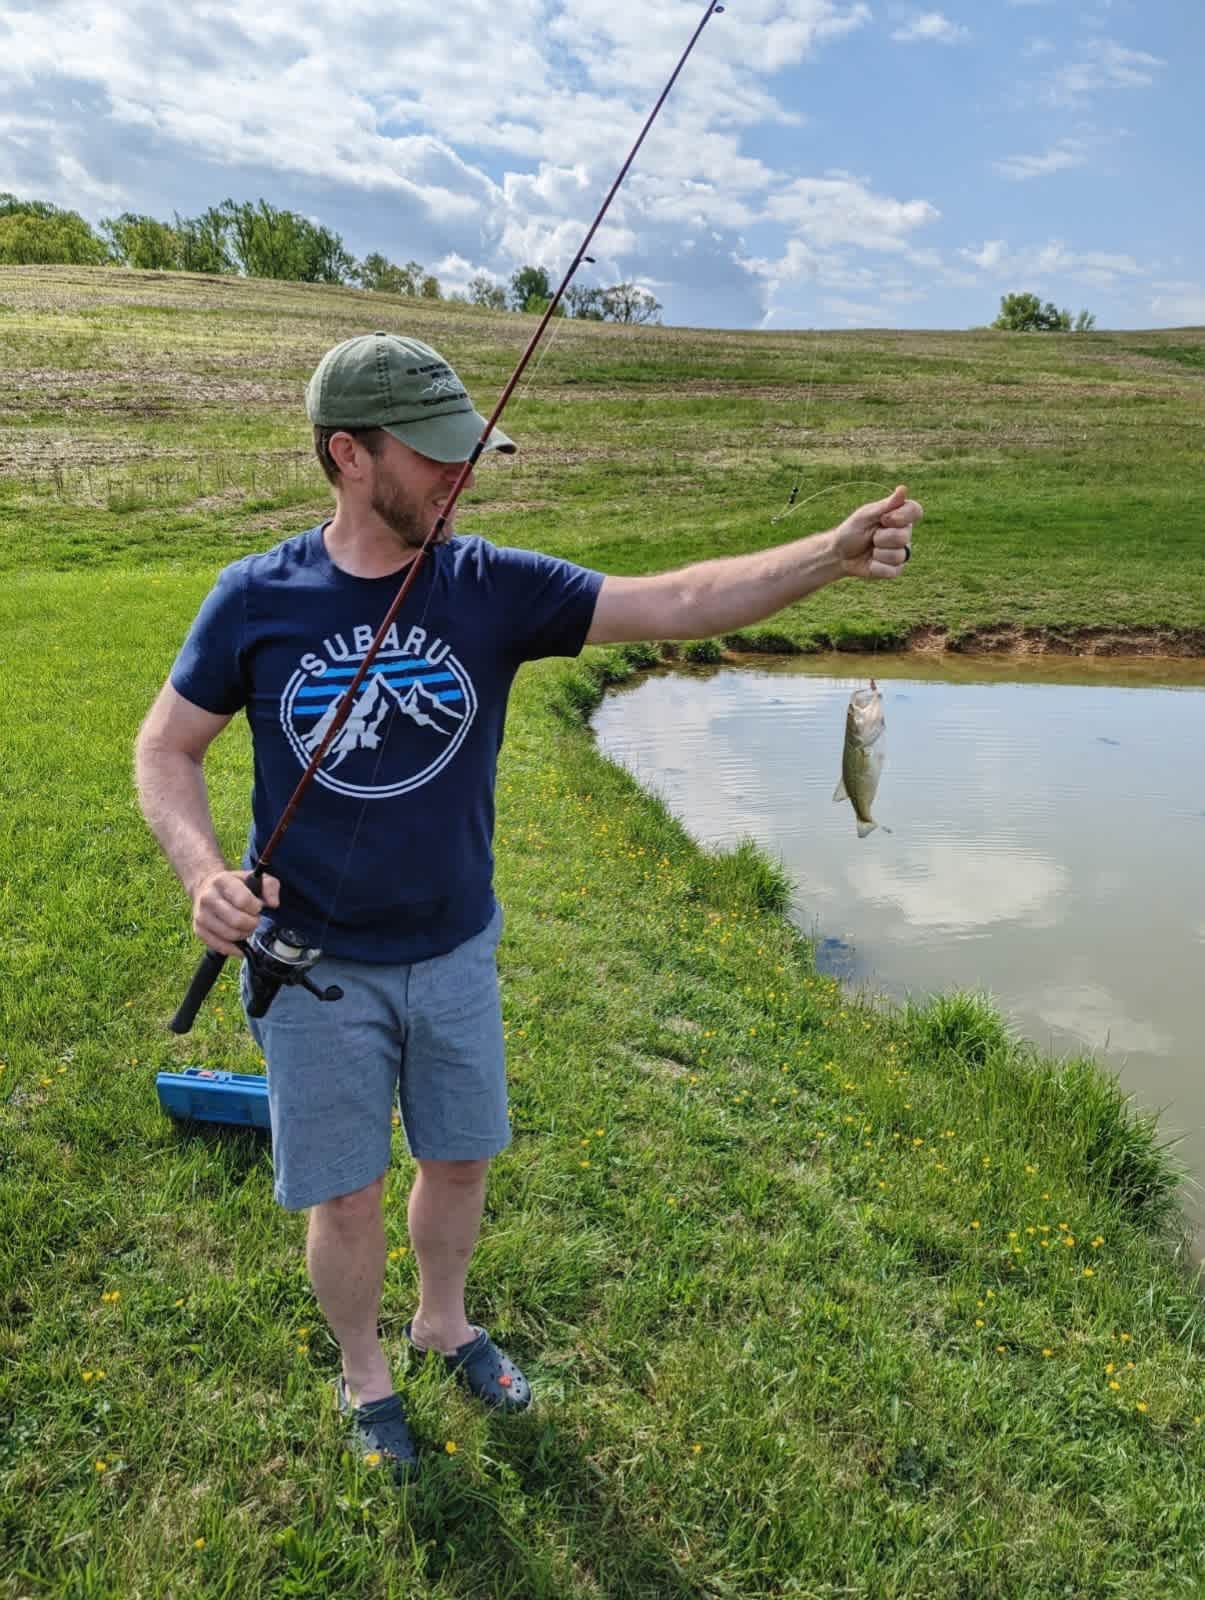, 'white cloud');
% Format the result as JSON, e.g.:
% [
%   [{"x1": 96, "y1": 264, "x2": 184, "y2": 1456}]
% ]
[
  {"x1": 1149, "y1": 288, "x2": 1205, "y2": 325},
  {"x1": 993, "y1": 138, "x2": 1092, "y2": 181},
  {"x1": 958, "y1": 237, "x2": 1146, "y2": 291},
  {"x1": 765, "y1": 174, "x2": 940, "y2": 249},
  {"x1": 1045, "y1": 38, "x2": 1165, "y2": 105},
  {"x1": 891, "y1": 12, "x2": 970, "y2": 44}
]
